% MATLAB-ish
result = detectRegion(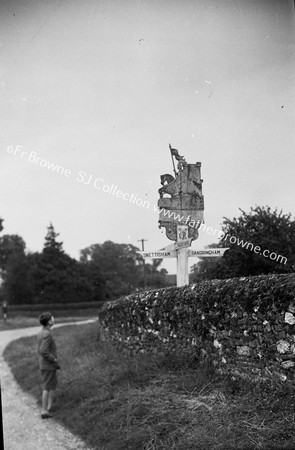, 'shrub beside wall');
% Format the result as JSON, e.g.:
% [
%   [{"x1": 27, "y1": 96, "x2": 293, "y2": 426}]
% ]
[{"x1": 98, "y1": 274, "x2": 295, "y2": 387}]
